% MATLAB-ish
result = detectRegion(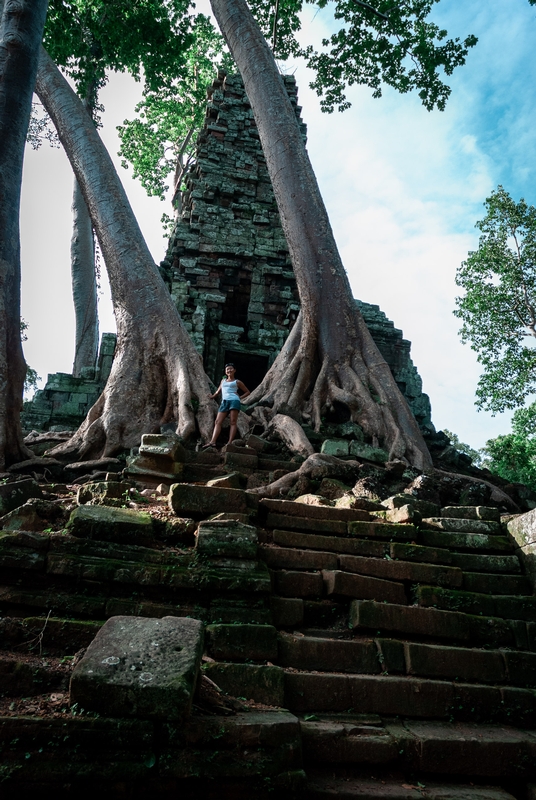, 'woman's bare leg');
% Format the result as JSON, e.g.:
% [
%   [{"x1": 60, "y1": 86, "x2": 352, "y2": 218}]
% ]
[
  {"x1": 228, "y1": 409, "x2": 239, "y2": 444},
  {"x1": 208, "y1": 411, "x2": 228, "y2": 445}
]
